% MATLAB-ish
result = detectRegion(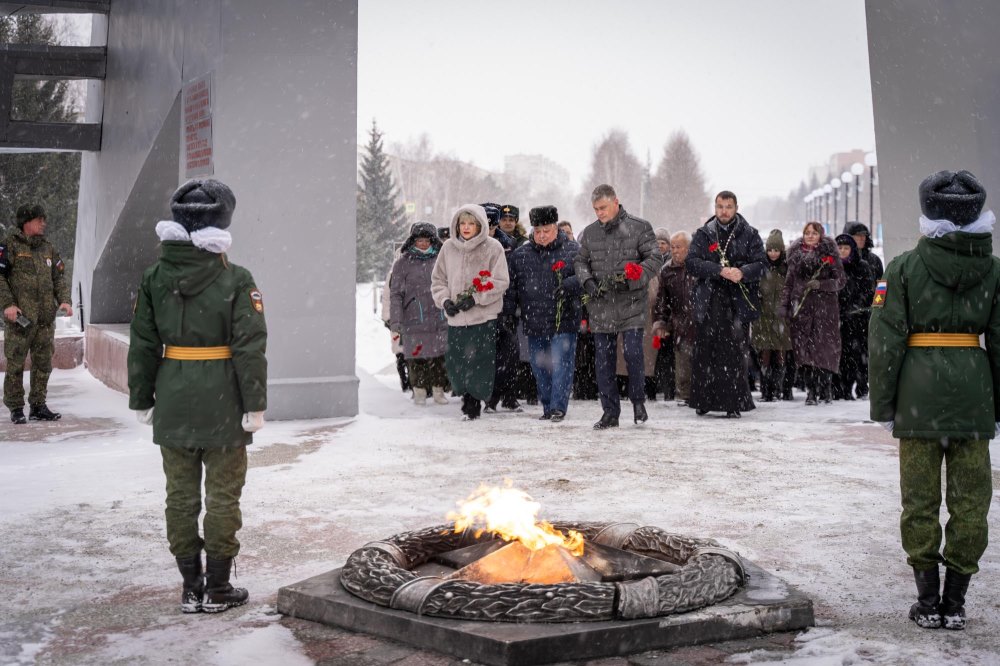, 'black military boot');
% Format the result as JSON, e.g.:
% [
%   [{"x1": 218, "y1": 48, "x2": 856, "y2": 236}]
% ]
[
  {"x1": 29, "y1": 403, "x2": 61, "y2": 421},
  {"x1": 202, "y1": 557, "x2": 249, "y2": 613},
  {"x1": 633, "y1": 402, "x2": 648, "y2": 424},
  {"x1": 820, "y1": 370, "x2": 833, "y2": 404},
  {"x1": 176, "y1": 555, "x2": 204, "y2": 613},
  {"x1": 940, "y1": 568, "x2": 972, "y2": 630},
  {"x1": 759, "y1": 367, "x2": 773, "y2": 402},
  {"x1": 593, "y1": 412, "x2": 619, "y2": 430},
  {"x1": 908, "y1": 566, "x2": 942, "y2": 629},
  {"x1": 804, "y1": 367, "x2": 817, "y2": 406},
  {"x1": 10, "y1": 408, "x2": 27, "y2": 424}
]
